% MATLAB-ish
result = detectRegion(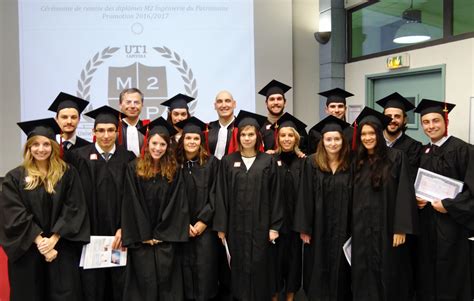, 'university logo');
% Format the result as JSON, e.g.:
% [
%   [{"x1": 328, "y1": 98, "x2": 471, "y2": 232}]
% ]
[{"x1": 75, "y1": 45, "x2": 198, "y2": 138}]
